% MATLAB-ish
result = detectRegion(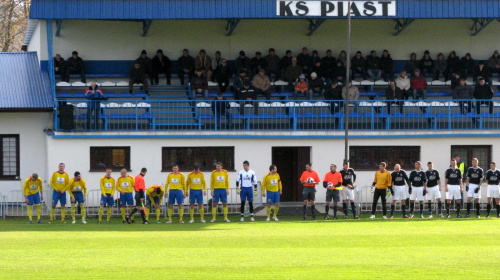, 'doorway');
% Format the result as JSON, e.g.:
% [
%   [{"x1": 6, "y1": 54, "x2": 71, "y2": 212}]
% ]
[{"x1": 271, "y1": 147, "x2": 311, "y2": 202}]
